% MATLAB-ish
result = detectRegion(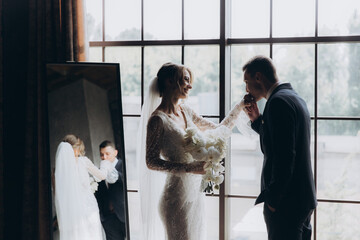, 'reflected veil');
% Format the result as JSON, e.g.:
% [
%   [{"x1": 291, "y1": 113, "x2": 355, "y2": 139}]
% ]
[{"x1": 55, "y1": 142, "x2": 88, "y2": 238}]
